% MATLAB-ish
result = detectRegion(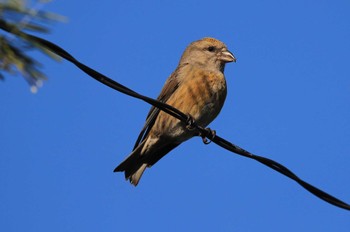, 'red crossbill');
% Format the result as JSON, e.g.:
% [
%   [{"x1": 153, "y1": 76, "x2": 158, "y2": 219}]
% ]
[{"x1": 114, "y1": 37, "x2": 236, "y2": 186}]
